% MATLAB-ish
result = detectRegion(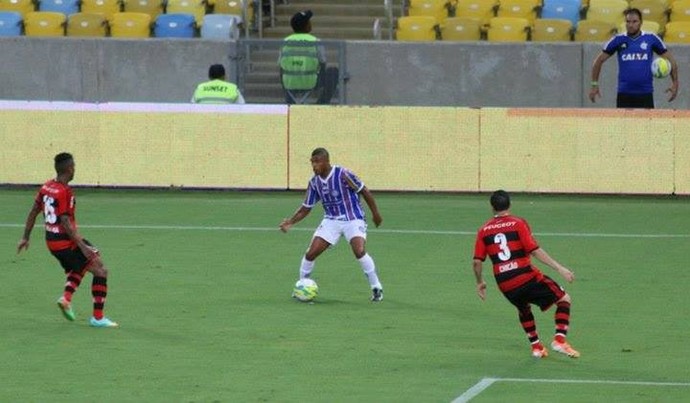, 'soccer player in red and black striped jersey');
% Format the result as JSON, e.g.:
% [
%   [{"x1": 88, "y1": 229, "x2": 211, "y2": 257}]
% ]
[
  {"x1": 17, "y1": 152, "x2": 118, "y2": 328},
  {"x1": 472, "y1": 190, "x2": 579, "y2": 358}
]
